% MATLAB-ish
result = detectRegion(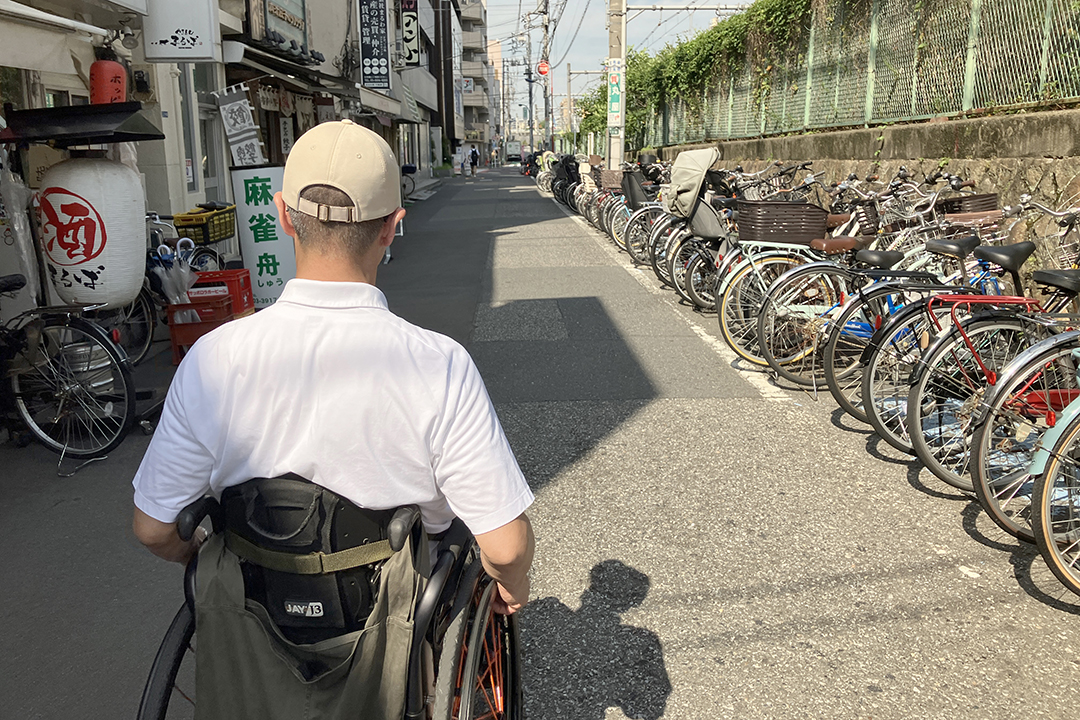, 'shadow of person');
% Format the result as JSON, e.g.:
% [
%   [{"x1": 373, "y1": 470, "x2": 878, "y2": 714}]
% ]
[{"x1": 520, "y1": 560, "x2": 671, "y2": 720}]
